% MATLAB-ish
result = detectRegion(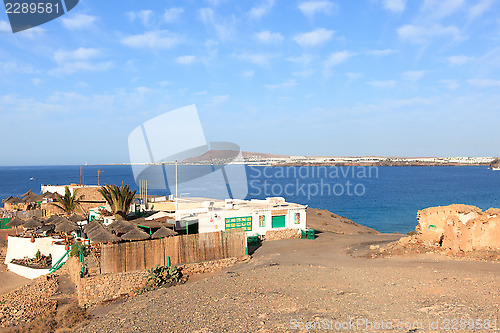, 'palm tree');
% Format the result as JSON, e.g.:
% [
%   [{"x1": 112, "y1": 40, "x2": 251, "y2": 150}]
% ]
[
  {"x1": 98, "y1": 183, "x2": 137, "y2": 219},
  {"x1": 51, "y1": 186, "x2": 82, "y2": 215}
]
